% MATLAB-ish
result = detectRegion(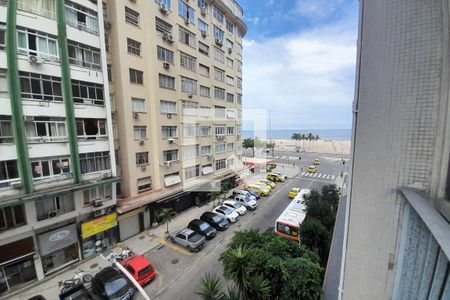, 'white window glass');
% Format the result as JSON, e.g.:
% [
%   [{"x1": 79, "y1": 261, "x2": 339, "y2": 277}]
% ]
[
  {"x1": 226, "y1": 57, "x2": 234, "y2": 69},
  {"x1": 159, "y1": 74, "x2": 175, "y2": 89},
  {"x1": 183, "y1": 145, "x2": 199, "y2": 159},
  {"x1": 214, "y1": 87, "x2": 225, "y2": 100},
  {"x1": 198, "y1": 19, "x2": 208, "y2": 31},
  {"x1": 201, "y1": 145, "x2": 211, "y2": 156},
  {"x1": 183, "y1": 123, "x2": 199, "y2": 137},
  {"x1": 179, "y1": 27, "x2": 196, "y2": 48},
  {"x1": 157, "y1": 46, "x2": 174, "y2": 64},
  {"x1": 199, "y1": 64, "x2": 210, "y2": 77},
  {"x1": 132, "y1": 98, "x2": 145, "y2": 112},
  {"x1": 184, "y1": 165, "x2": 199, "y2": 180},
  {"x1": 214, "y1": 106, "x2": 225, "y2": 119},
  {"x1": 200, "y1": 85, "x2": 210, "y2": 97},
  {"x1": 162, "y1": 126, "x2": 177, "y2": 139},
  {"x1": 215, "y1": 159, "x2": 226, "y2": 170},
  {"x1": 200, "y1": 126, "x2": 211, "y2": 136},
  {"x1": 133, "y1": 126, "x2": 147, "y2": 139},
  {"x1": 214, "y1": 47, "x2": 225, "y2": 63},
  {"x1": 181, "y1": 77, "x2": 197, "y2": 94},
  {"x1": 226, "y1": 19, "x2": 234, "y2": 33},
  {"x1": 215, "y1": 143, "x2": 225, "y2": 154},
  {"x1": 178, "y1": 0, "x2": 195, "y2": 23},
  {"x1": 227, "y1": 126, "x2": 234, "y2": 135},
  {"x1": 137, "y1": 177, "x2": 152, "y2": 191},
  {"x1": 160, "y1": 100, "x2": 177, "y2": 114},
  {"x1": 215, "y1": 125, "x2": 225, "y2": 135},
  {"x1": 180, "y1": 52, "x2": 196, "y2": 71},
  {"x1": 213, "y1": 25, "x2": 224, "y2": 40},
  {"x1": 182, "y1": 101, "x2": 198, "y2": 115},
  {"x1": 213, "y1": 7, "x2": 224, "y2": 23},
  {"x1": 198, "y1": 41, "x2": 209, "y2": 56},
  {"x1": 214, "y1": 67, "x2": 225, "y2": 82}
]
